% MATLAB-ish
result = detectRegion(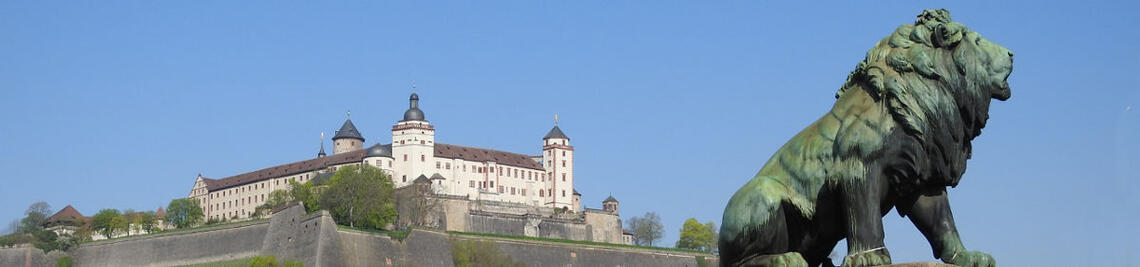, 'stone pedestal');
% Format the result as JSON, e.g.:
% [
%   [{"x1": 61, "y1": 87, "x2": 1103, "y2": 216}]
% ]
[{"x1": 882, "y1": 263, "x2": 956, "y2": 267}]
